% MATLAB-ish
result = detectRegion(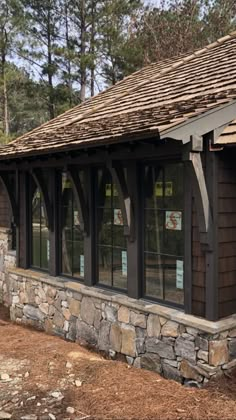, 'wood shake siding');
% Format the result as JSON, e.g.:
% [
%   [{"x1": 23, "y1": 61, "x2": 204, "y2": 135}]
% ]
[
  {"x1": 192, "y1": 198, "x2": 206, "y2": 317},
  {"x1": 218, "y1": 150, "x2": 236, "y2": 317},
  {"x1": 0, "y1": 180, "x2": 12, "y2": 228}
]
